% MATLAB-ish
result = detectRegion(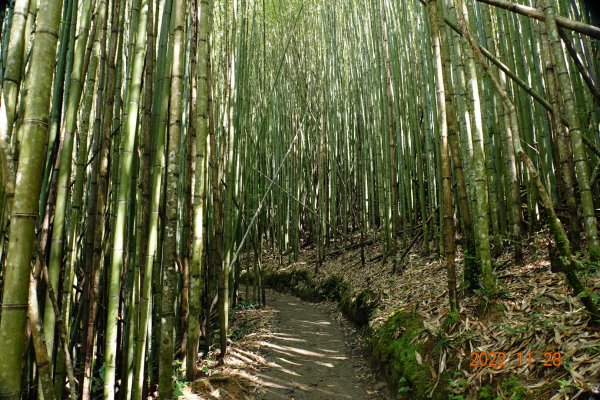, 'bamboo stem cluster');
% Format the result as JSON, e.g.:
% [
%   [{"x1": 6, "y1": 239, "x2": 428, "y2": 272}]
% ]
[{"x1": 0, "y1": 0, "x2": 599, "y2": 398}]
